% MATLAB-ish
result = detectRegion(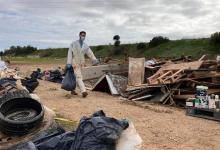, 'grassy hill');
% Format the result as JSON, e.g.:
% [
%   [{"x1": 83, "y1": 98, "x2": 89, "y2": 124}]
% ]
[
  {"x1": 38, "y1": 38, "x2": 220, "y2": 59},
  {"x1": 4, "y1": 38, "x2": 220, "y2": 64},
  {"x1": 143, "y1": 38, "x2": 220, "y2": 59}
]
